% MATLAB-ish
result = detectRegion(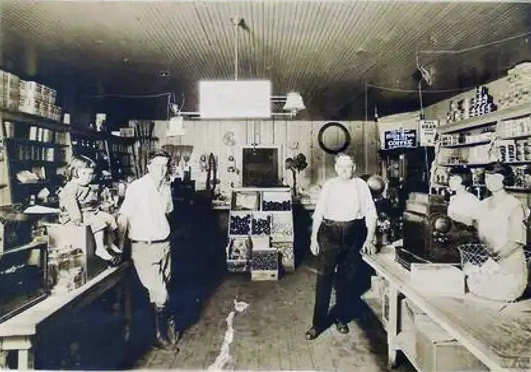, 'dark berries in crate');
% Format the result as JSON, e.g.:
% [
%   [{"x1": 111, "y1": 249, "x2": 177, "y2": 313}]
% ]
[
  {"x1": 251, "y1": 250, "x2": 278, "y2": 270},
  {"x1": 230, "y1": 214, "x2": 251, "y2": 235},
  {"x1": 262, "y1": 200, "x2": 292, "y2": 211},
  {"x1": 252, "y1": 215, "x2": 271, "y2": 235}
]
